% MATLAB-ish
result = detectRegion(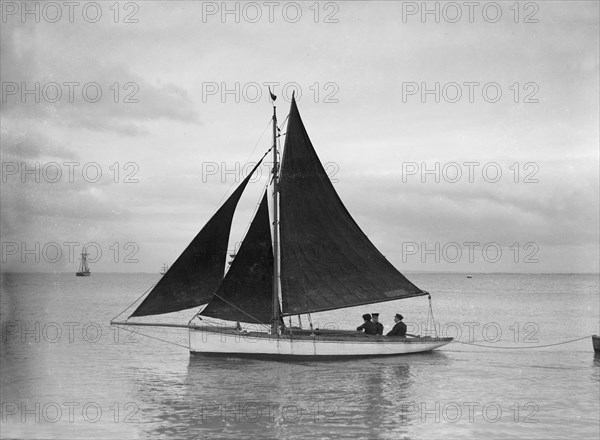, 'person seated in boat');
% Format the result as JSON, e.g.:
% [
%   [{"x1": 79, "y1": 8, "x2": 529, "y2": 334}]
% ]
[
  {"x1": 356, "y1": 313, "x2": 378, "y2": 335},
  {"x1": 386, "y1": 313, "x2": 407, "y2": 337},
  {"x1": 372, "y1": 313, "x2": 384, "y2": 335}
]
